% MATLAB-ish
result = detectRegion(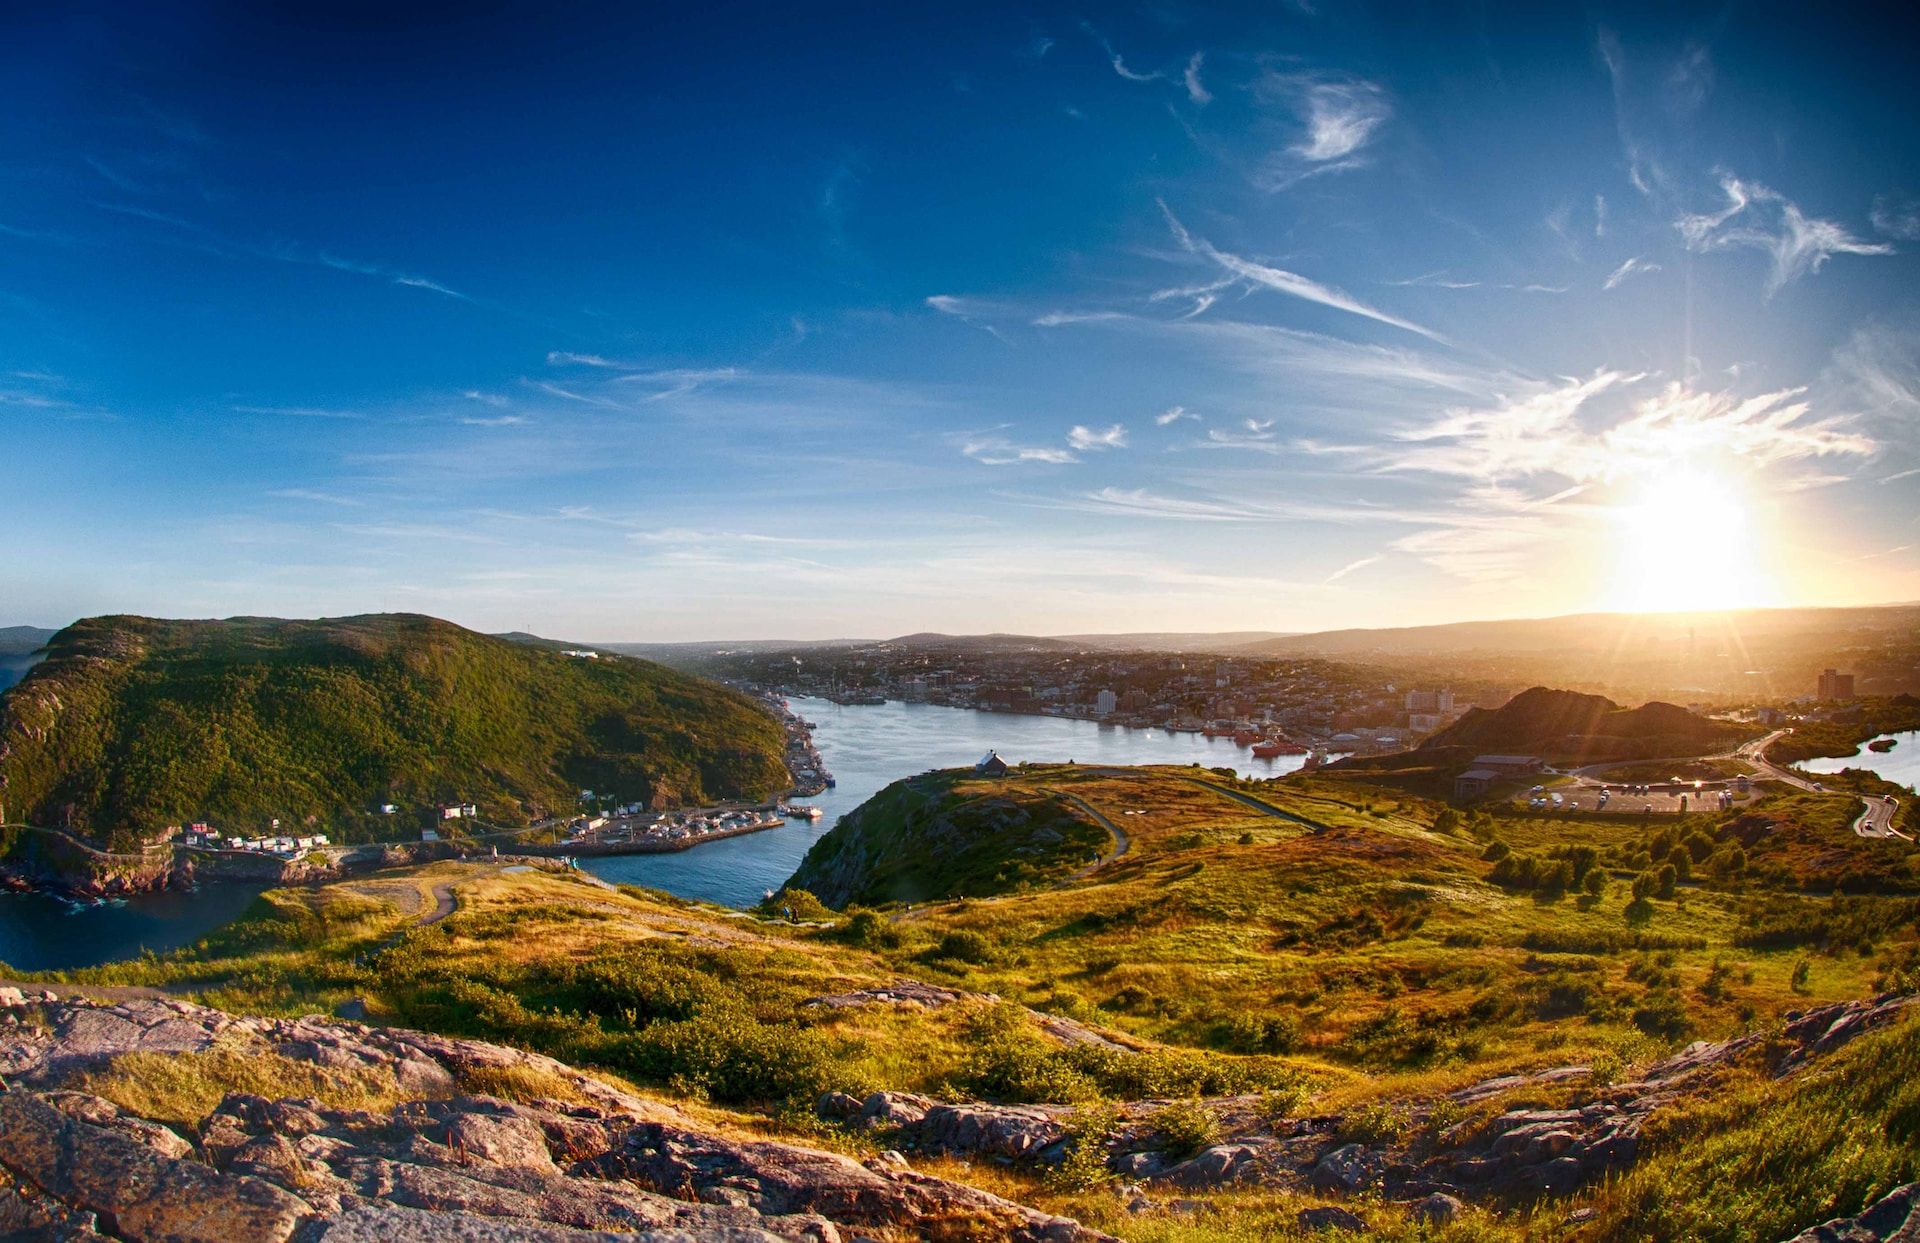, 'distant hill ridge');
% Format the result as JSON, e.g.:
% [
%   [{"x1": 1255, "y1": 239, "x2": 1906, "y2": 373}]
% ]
[
  {"x1": 1418, "y1": 686, "x2": 1749, "y2": 763},
  {"x1": 1228, "y1": 603, "x2": 1920, "y2": 658},
  {"x1": 0, "y1": 613, "x2": 788, "y2": 851}
]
